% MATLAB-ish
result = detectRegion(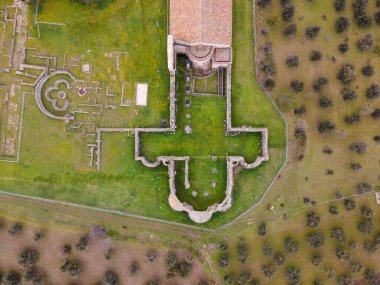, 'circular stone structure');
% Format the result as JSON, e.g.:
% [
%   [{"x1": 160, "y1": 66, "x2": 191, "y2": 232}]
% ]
[
  {"x1": 35, "y1": 70, "x2": 76, "y2": 120},
  {"x1": 187, "y1": 45, "x2": 215, "y2": 63}
]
